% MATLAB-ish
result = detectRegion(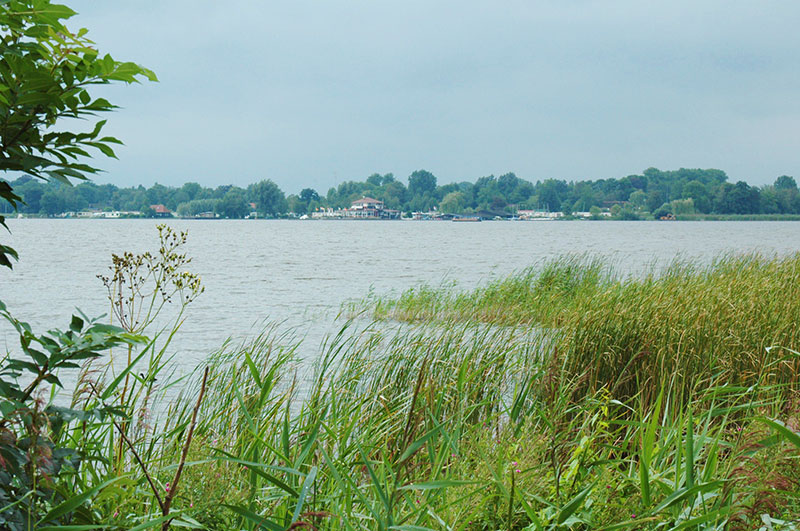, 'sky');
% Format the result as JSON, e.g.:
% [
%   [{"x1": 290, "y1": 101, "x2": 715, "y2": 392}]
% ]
[{"x1": 67, "y1": 0, "x2": 800, "y2": 193}]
